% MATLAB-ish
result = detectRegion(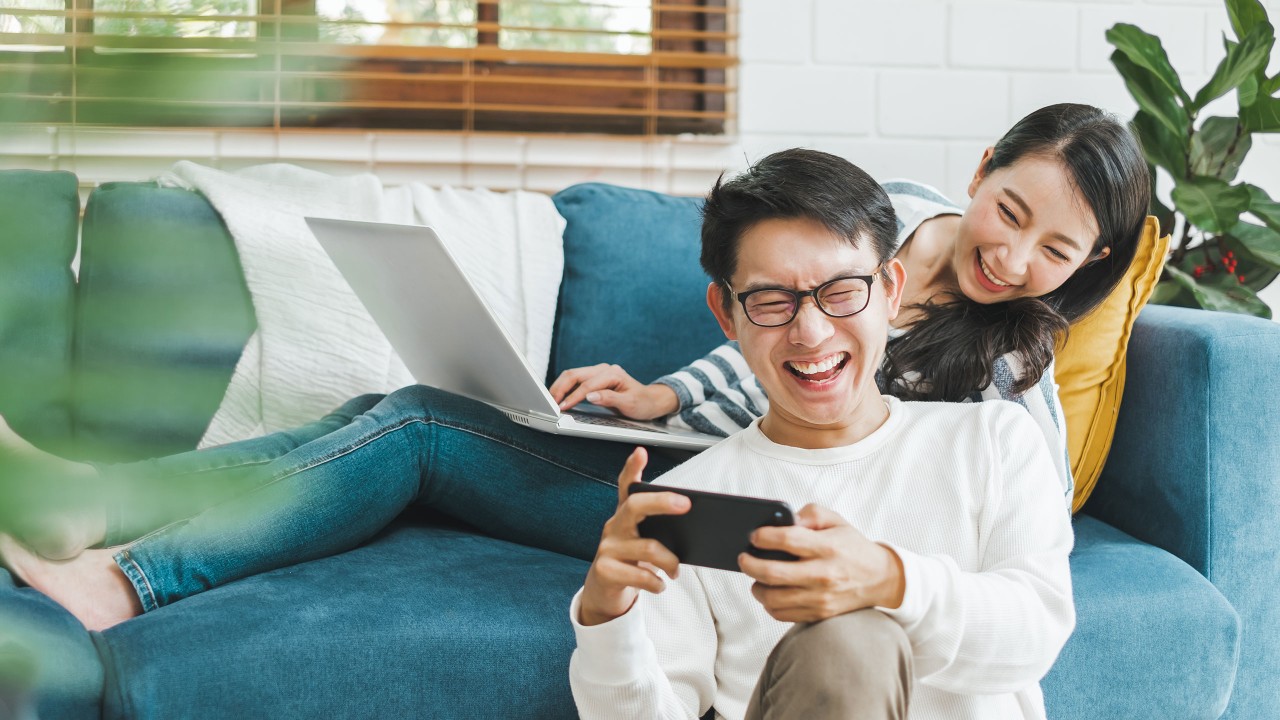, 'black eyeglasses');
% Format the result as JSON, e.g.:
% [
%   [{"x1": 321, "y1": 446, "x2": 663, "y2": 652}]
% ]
[{"x1": 727, "y1": 274, "x2": 878, "y2": 328}]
